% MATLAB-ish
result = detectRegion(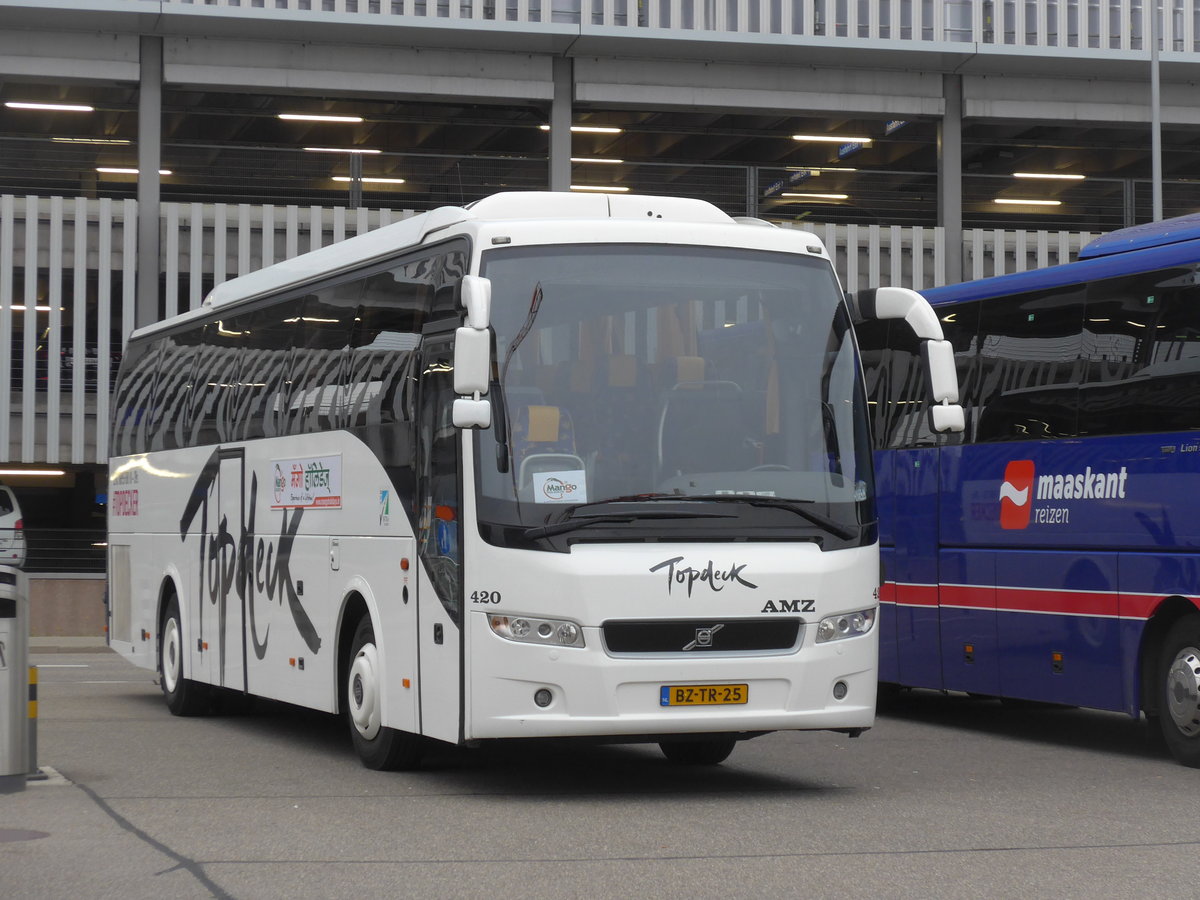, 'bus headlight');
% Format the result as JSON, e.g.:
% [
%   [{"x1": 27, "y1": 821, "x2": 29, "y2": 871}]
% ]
[
  {"x1": 489, "y1": 614, "x2": 585, "y2": 648},
  {"x1": 815, "y1": 608, "x2": 876, "y2": 643}
]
